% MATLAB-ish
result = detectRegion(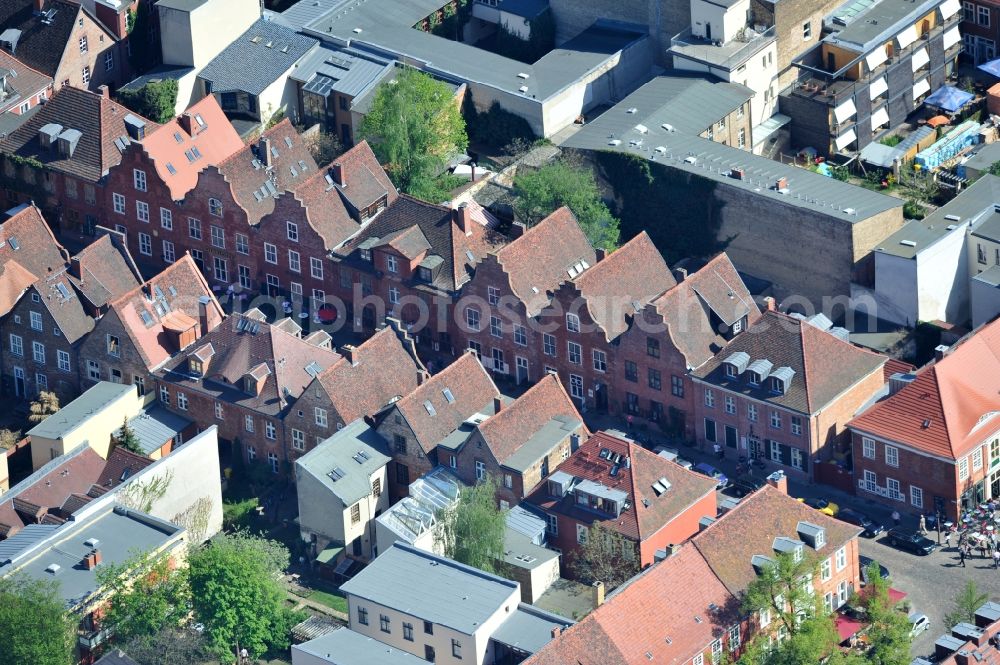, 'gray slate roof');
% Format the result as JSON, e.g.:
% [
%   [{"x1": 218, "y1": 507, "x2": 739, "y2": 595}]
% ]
[
  {"x1": 117, "y1": 405, "x2": 192, "y2": 455},
  {"x1": 503, "y1": 415, "x2": 582, "y2": 473},
  {"x1": 27, "y1": 382, "x2": 134, "y2": 441},
  {"x1": 199, "y1": 17, "x2": 318, "y2": 96},
  {"x1": 289, "y1": 46, "x2": 392, "y2": 98},
  {"x1": 339, "y1": 542, "x2": 519, "y2": 634},
  {"x1": 491, "y1": 604, "x2": 573, "y2": 653},
  {"x1": 293, "y1": 628, "x2": 429, "y2": 665},
  {"x1": 562, "y1": 97, "x2": 901, "y2": 224},
  {"x1": 295, "y1": 419, "x2": 390, "y2": 505},
  {"x1": 0, "y1": 524, "x2": 58, "y2": 563}
]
